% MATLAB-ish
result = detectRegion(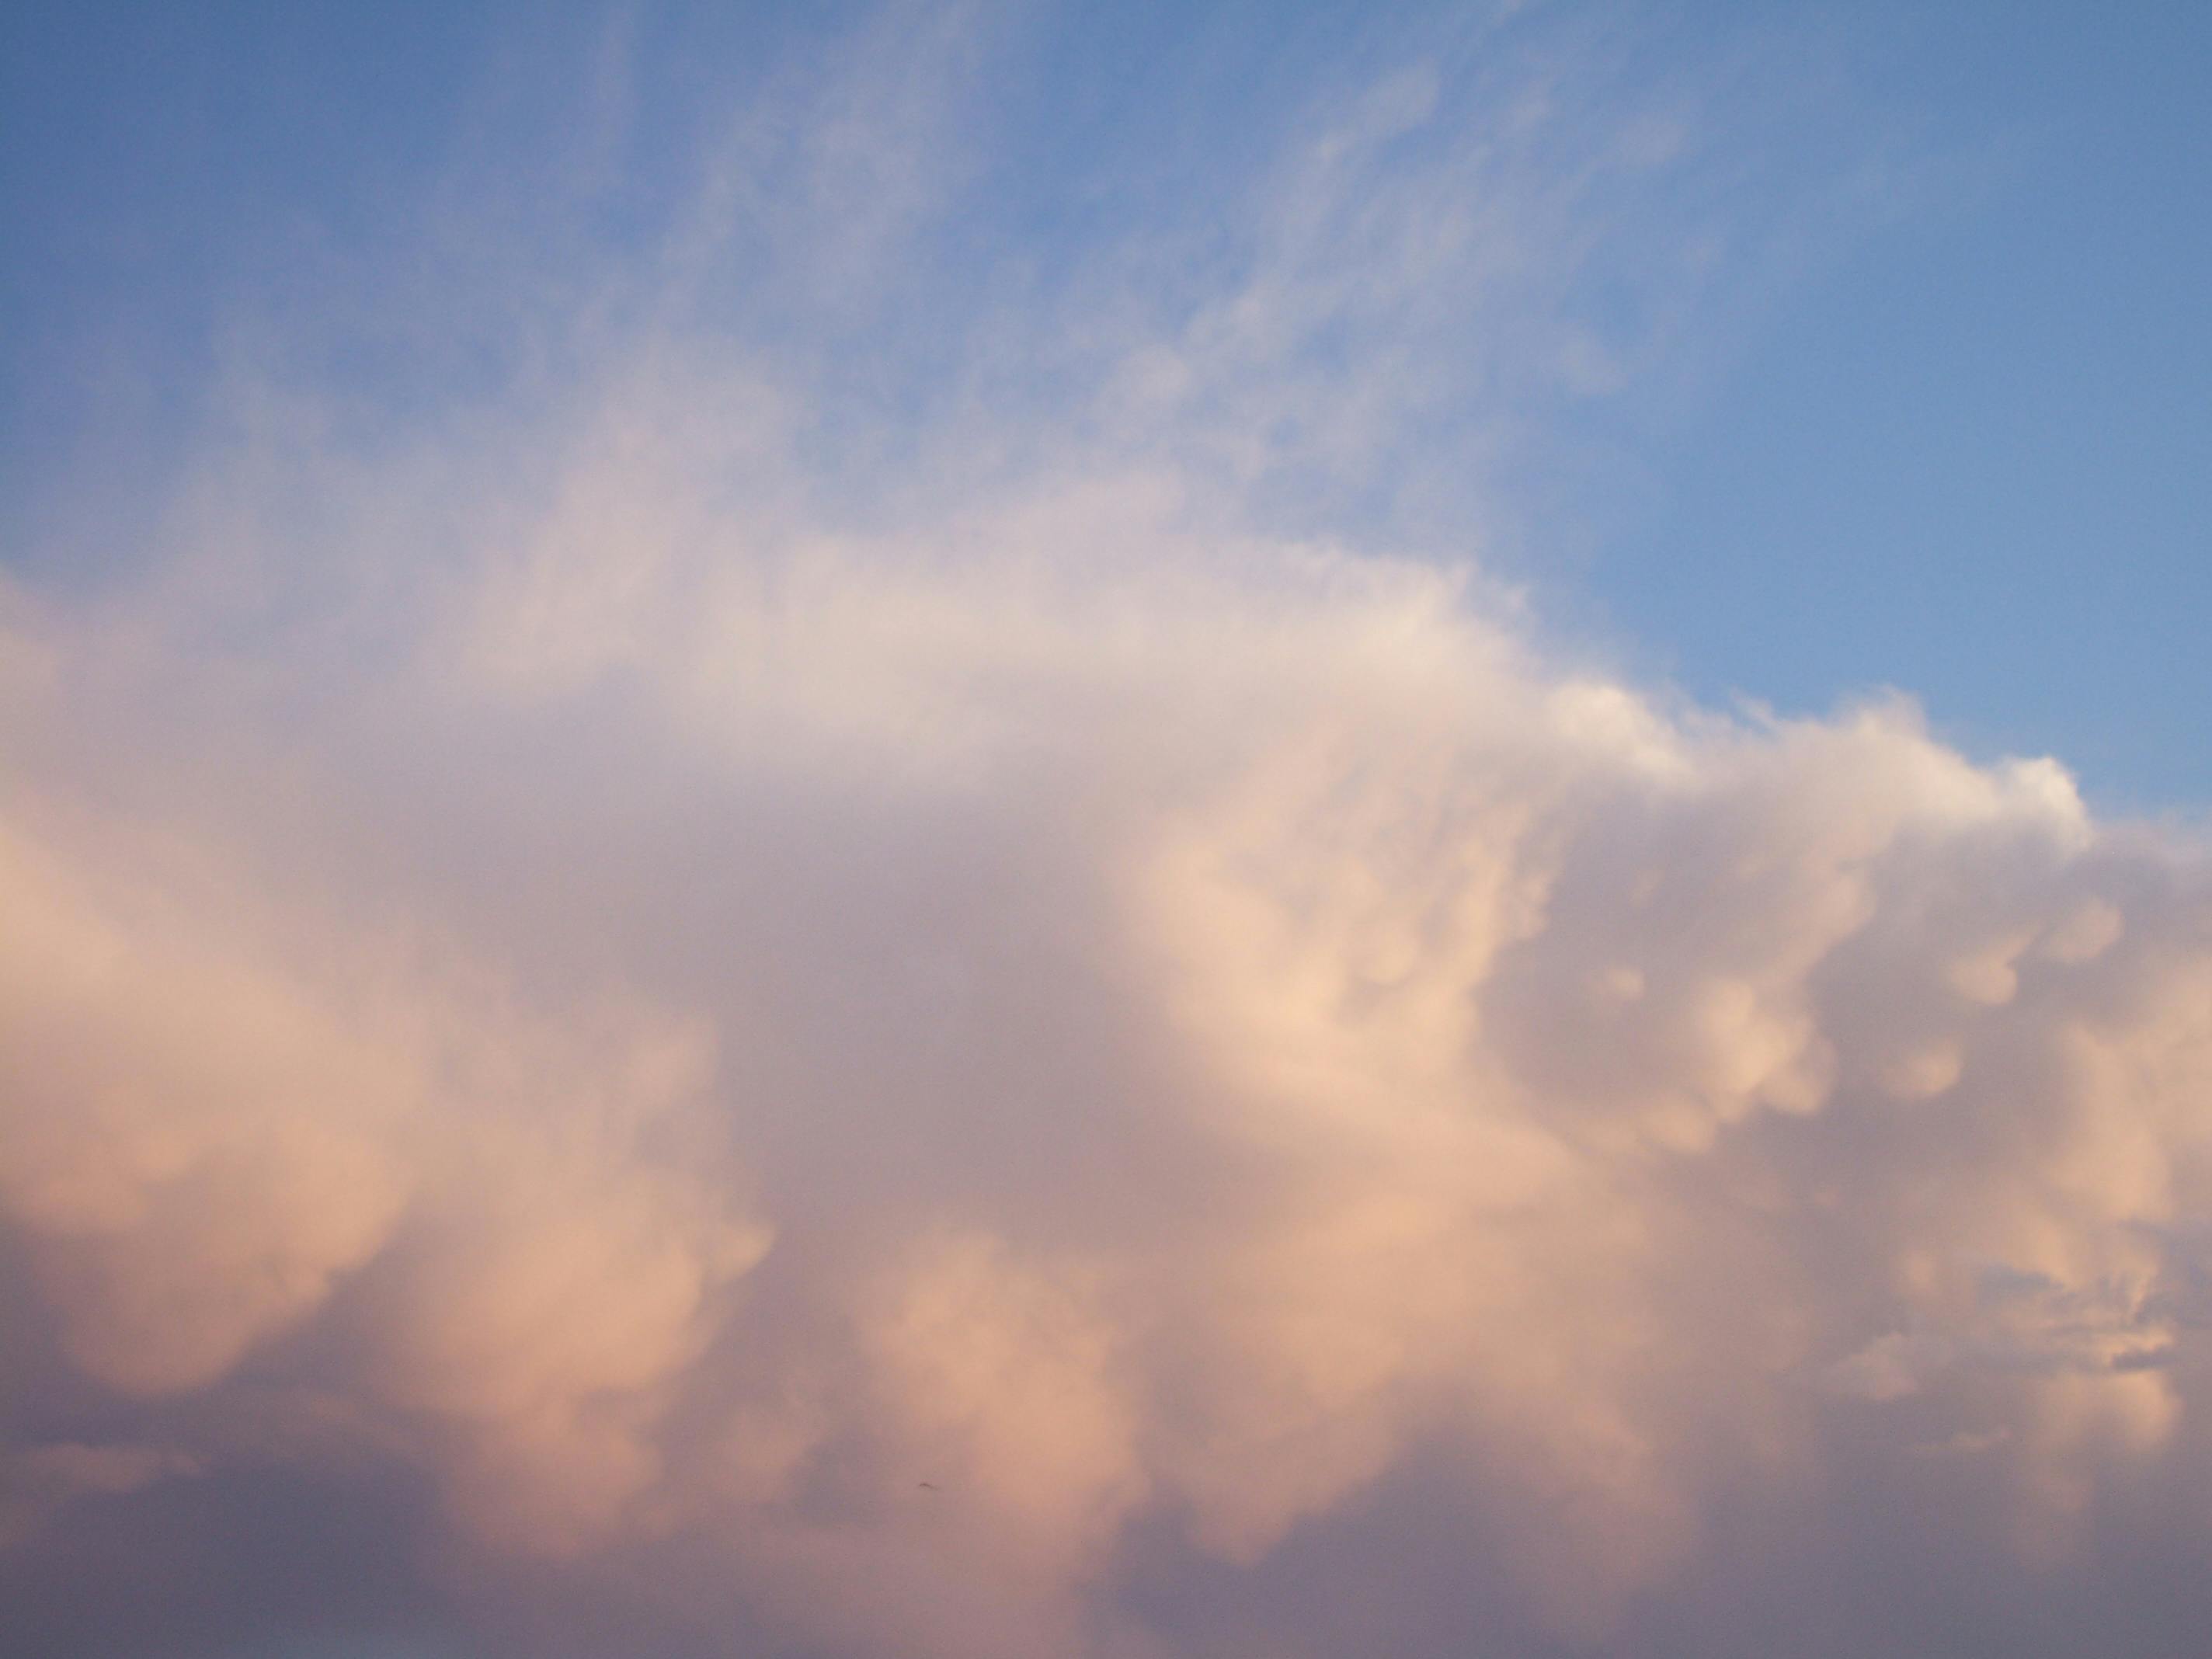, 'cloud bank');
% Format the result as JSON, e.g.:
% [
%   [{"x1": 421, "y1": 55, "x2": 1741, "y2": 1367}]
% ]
[{"x1": 5, "y1": 9, "x2": 2211, "y2": 1657}]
